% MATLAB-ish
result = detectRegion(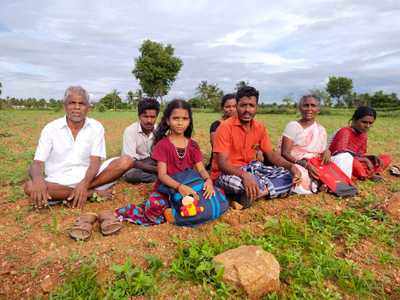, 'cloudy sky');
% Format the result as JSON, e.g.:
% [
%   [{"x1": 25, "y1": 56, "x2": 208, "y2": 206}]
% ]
[{"x1": 0, "y1": 0, "x2": 399, "y2": 103}]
